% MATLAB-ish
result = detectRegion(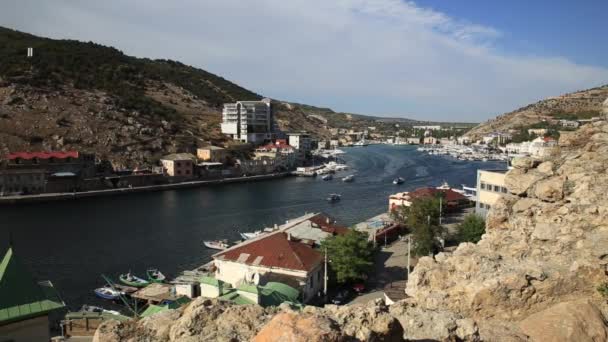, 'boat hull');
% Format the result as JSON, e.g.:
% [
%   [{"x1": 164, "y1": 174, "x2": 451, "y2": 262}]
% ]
[
  {"x1": 94, "y1": 289, "x2": 120, "y2": 300},
  {"x1": 119, "y1": 275, "x2": 149, "y2": 288},
  {"x1": 146, "y1": 270, "x2": 166, "y2": 283}
]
